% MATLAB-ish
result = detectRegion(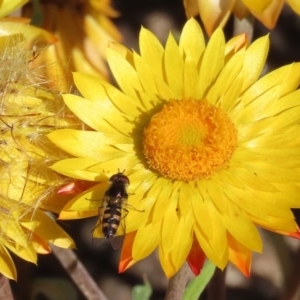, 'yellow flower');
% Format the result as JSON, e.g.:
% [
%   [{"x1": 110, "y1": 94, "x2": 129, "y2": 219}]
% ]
[
  {"x1": 48, "y1": 19, "x2": 300, "y2": 278},
  {"x1": 184, "y1": 0, "x2": 300, "y2": 35},
  {"x1": 0, "y1": 22, "x2": 77, "y2": 279},
  {"x1": 0, "y1": 0, "x2": 28, "y2": 18},
  {"x1": 22, "y1": 0, "x2": 122, "y2": 92}
]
